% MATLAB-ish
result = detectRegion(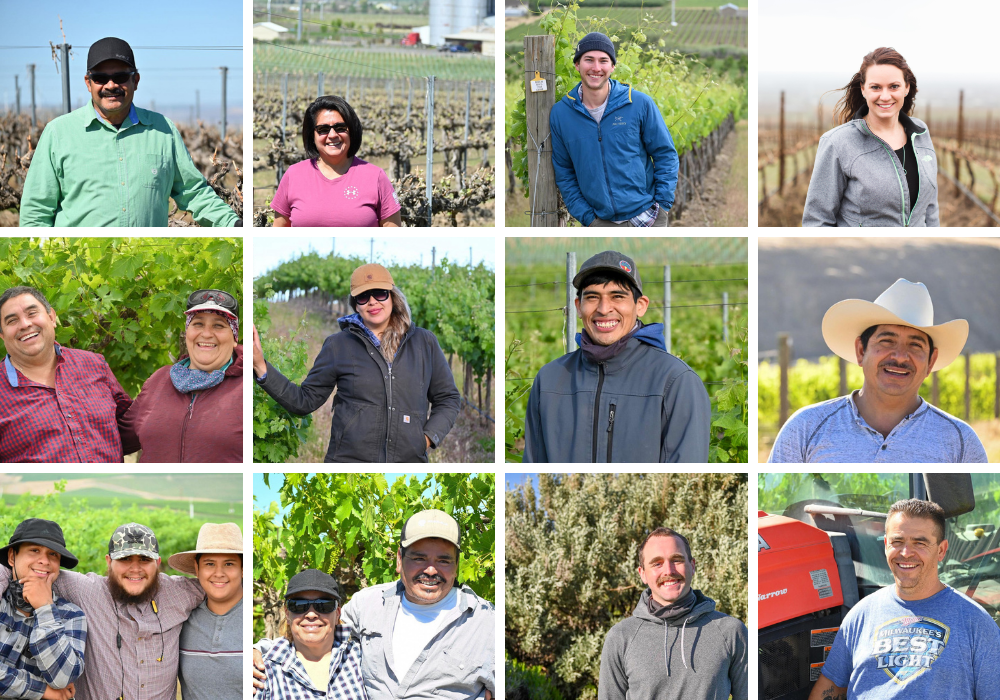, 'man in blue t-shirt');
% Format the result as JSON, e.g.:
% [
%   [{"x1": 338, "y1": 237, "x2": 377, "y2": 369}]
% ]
[{"x1": 808, "y1": 499, "x2": 1000, "y2": 700}]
